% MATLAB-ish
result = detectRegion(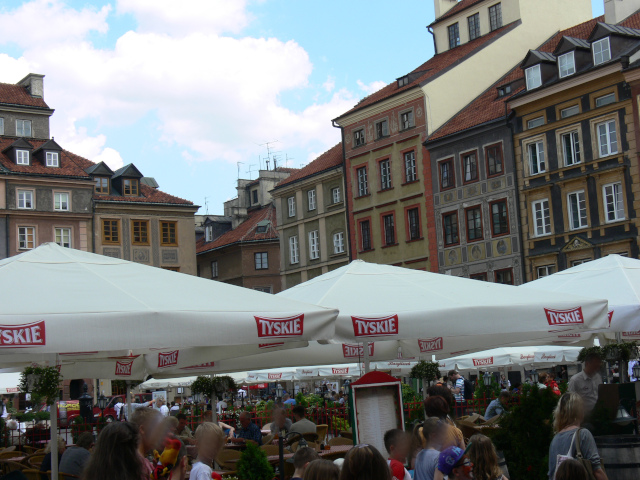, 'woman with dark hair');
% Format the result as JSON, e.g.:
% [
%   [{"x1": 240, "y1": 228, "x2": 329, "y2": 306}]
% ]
[
  {"x1": 81, "y1": 422, "x2": 144, "y2": 480},
  {"x1": 555, "y1": 458, "x2": 589, "y2": 480},
  {"x1": 339, "y1": 444, "x2": 390, "y2": 480},
  {"x1": 426, "y1": 385, "x2": 455, "y2": 410},
  {"x1": 424, "y1": 396, "x2": 464, "y2": 449},
  {"x1": 467, "y1": 434, "x2": 507, "y2": 480},
  {"x1": 304, "y1": 459, "x2": 341, "y2": 480}
]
